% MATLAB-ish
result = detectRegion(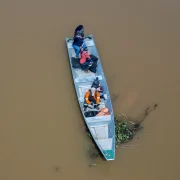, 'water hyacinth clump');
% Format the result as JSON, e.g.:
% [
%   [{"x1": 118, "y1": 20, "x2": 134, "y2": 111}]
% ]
[{"x1": 115, "y1": 118, "x2": 135, "y2": 144}]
